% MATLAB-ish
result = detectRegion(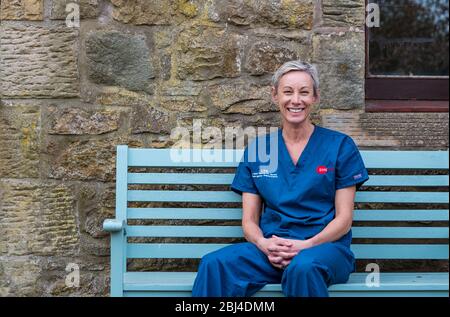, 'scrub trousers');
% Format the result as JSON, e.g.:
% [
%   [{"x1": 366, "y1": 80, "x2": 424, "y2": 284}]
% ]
[{"x1": 191, "y1": 241, "x2": 355, "y2": 297}]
